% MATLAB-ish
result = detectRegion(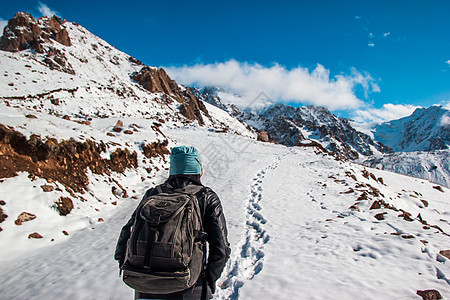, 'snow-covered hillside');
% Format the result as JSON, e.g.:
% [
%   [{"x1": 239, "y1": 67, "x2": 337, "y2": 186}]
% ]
[
  {"x1": 373, "y1": 106, "x2": 450, "y2": 152},
  {"x1": 0, "y1": 12, "x2": 449, "y2": 300}
]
